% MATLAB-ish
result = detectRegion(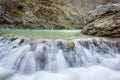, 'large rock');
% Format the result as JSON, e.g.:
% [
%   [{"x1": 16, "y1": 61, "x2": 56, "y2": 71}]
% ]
[
  {"x1": 0, "y1": 0, "x2": 120, "y2": 29},
  {"x1": 82, "y1": 3, "x2": 120, "y2": 37},
  {"x1": 0, "y1": 0, "x2": 83, "y2": 29}
]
